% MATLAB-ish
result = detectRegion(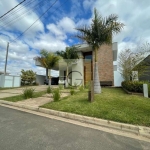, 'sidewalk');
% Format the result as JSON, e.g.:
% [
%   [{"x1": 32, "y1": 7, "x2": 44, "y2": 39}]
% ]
[{"x1": 0, "y1": 85, "x2": 55, "y2": 99}]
